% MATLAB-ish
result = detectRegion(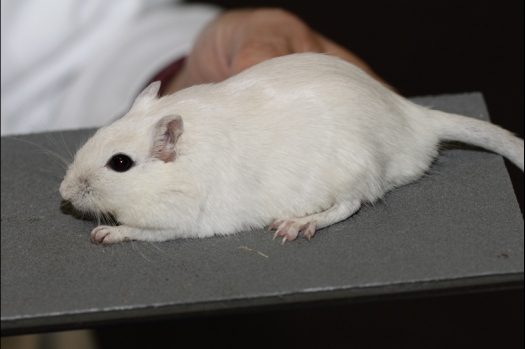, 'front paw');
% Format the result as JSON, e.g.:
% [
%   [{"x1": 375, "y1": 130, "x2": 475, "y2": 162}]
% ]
[{"x1": 91, "y1": 226, "x2": 129, "y2": 245}]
